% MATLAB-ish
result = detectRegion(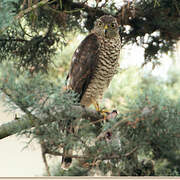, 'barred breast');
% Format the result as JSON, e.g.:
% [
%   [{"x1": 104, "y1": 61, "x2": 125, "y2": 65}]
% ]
[{"x1": 80, "y1": 36, "x2": 121, "y2": 107}]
